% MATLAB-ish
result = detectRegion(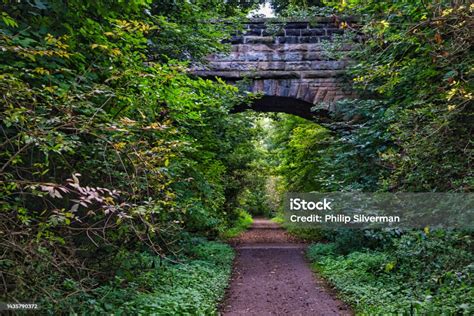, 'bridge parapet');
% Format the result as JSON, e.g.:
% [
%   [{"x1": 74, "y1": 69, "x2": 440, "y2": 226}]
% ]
[{"x1": 193, "y1": 18, "x2": 357, "y2": 120}]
